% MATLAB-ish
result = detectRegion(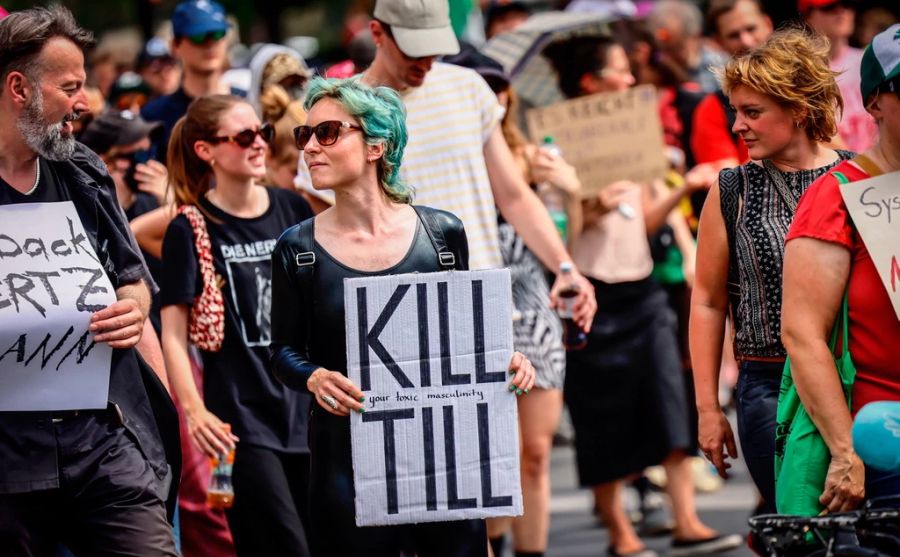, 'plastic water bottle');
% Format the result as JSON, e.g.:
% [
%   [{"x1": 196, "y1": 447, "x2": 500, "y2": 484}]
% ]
[
  {"x1": 557, "y1": 262, "x2": 587, "y2": 350},
  {"x1": 207, "y1": 426, "x2": 235, "y2": 509},
  {"x1": 538, "y1": 136, "x2": 568, "y2": 242}
]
